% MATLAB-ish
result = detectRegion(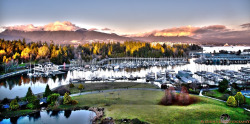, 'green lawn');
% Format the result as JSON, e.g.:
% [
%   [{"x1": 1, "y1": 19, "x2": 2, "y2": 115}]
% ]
[
  {"x1": 204, "y1": 90, "x2": 250, "y2": 106},
  {"x1": 68, "y1": 82, "x2": 159, "y2": 94},
  {"x1": 60, "y1": 90, "x2": 249, "y2": 124},
  {"x1": 203, "y1": 89, "x2": 226, "y2": 100}
]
